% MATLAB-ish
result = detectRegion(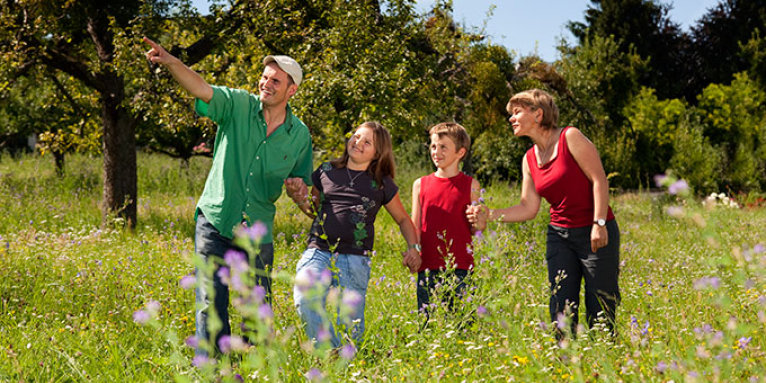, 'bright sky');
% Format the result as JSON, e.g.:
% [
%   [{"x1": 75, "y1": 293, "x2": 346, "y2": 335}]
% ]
[{"x1": 190, "y1": 0, "x2": 723, "y2": 62}]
